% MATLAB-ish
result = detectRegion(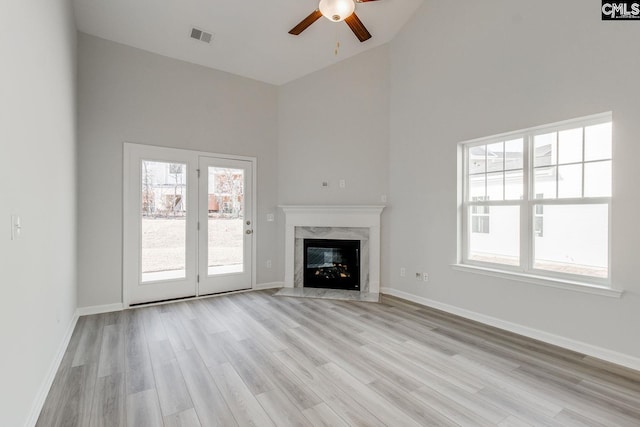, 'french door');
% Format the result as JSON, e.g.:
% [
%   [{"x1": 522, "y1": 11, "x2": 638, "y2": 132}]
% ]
[
  {"x1": 123, "y1": 144, "x2": 254, "y2": 305},
  {"x1": 198, "y1": 156, "x2": 253, "y2": 295}
]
